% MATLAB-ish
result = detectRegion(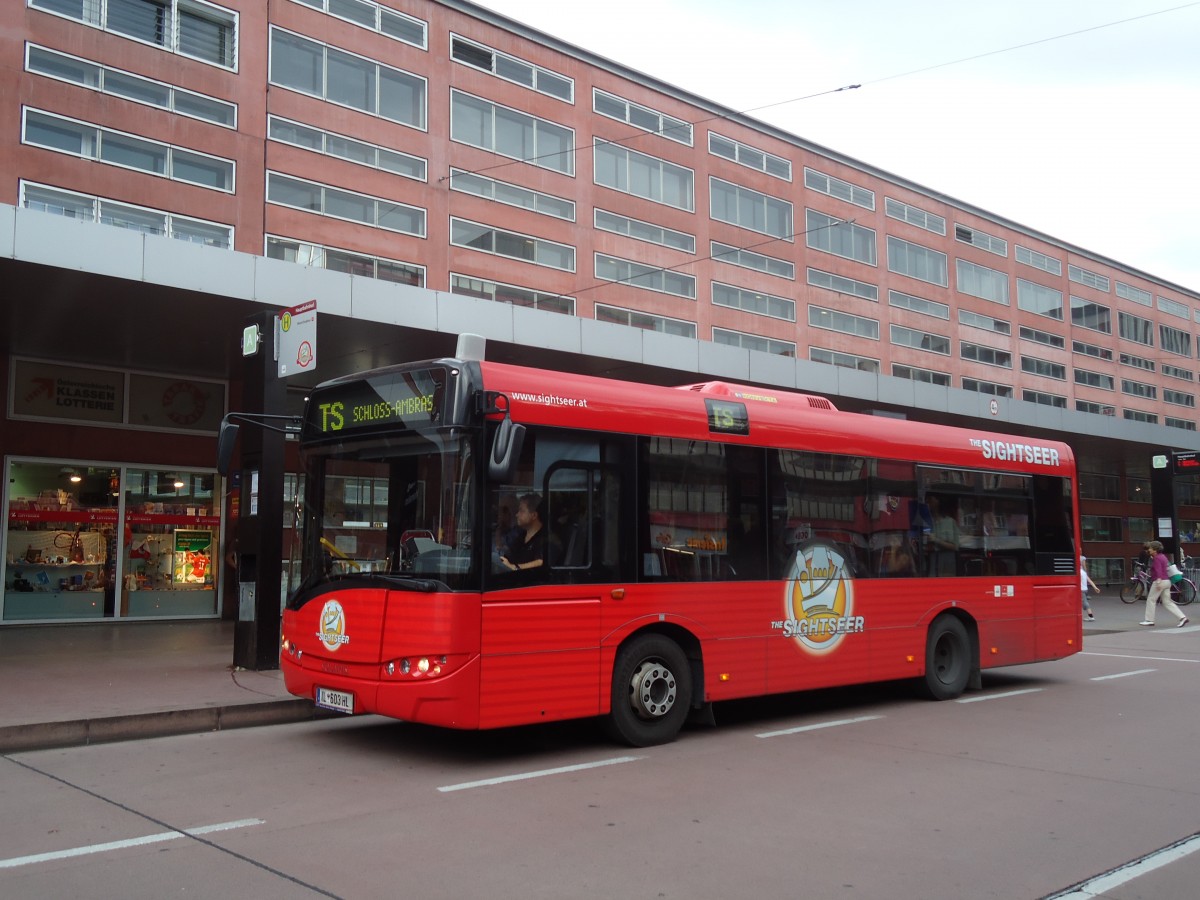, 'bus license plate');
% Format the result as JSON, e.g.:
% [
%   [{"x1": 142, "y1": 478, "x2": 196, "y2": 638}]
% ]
[{"x1": 315, "y1": 687, "x2": 354, "y2": 714}]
